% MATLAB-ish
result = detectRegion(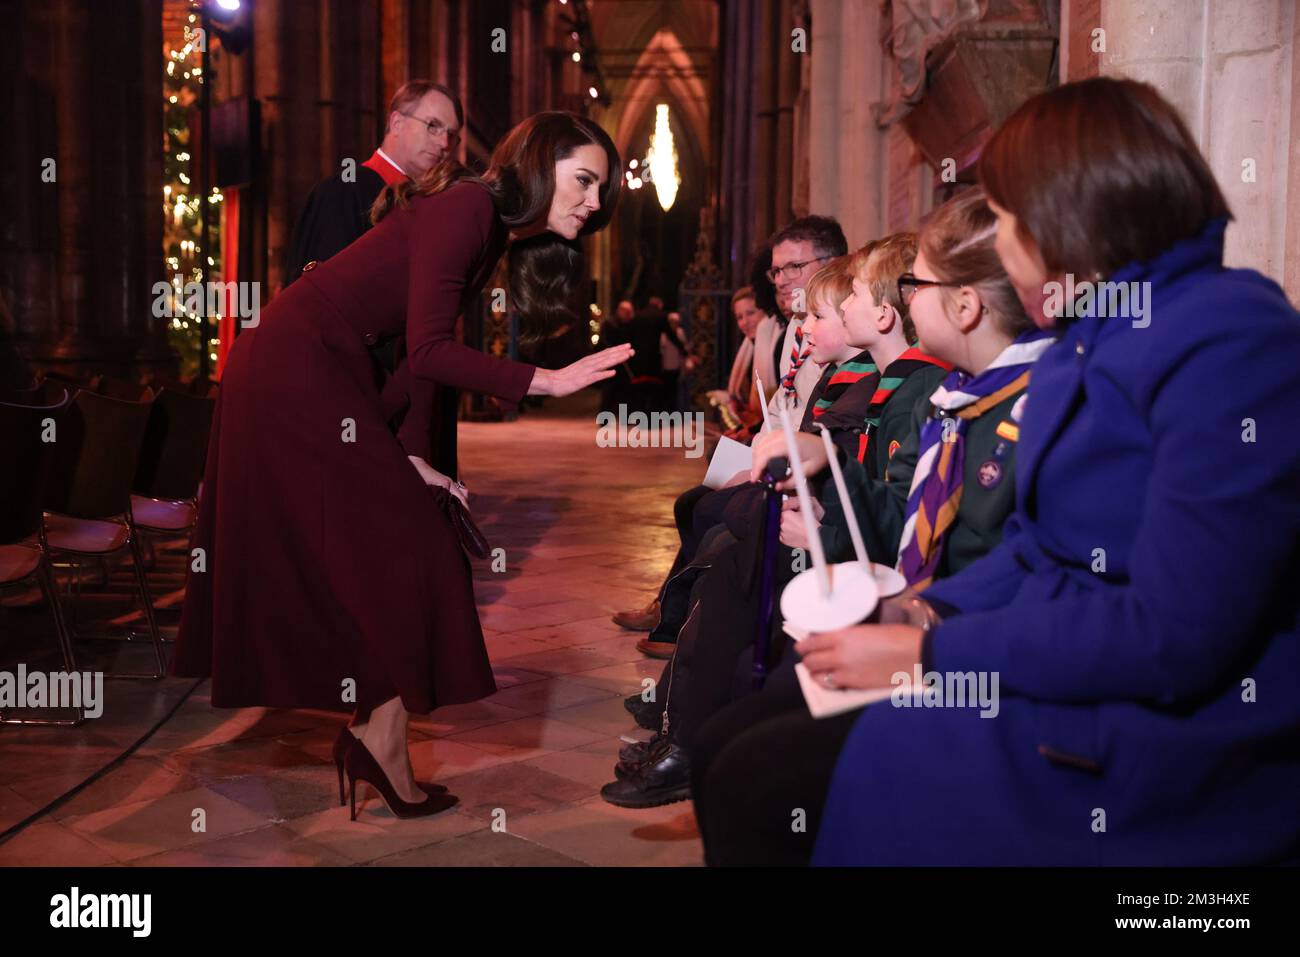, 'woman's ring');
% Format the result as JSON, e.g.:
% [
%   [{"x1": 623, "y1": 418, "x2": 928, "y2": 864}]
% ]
[{"x1": 821, "y1": 672, "x2": 837, "y2": 689}]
